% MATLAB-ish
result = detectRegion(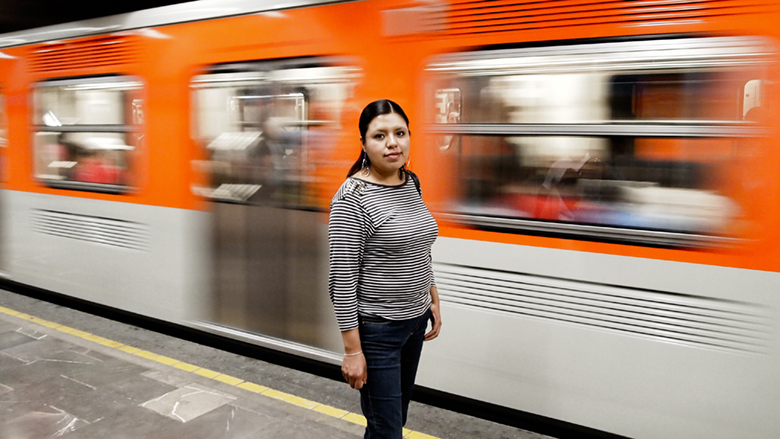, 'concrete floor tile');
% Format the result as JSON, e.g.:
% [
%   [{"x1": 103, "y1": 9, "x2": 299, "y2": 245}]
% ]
[
  {"x1": 0, "y1": 331, "x2": 35, "y2": 350},
  {"x1": 2, "y1": 373, "x2": 95, "y2": 408},
  {"x1": 156, "y1": 404, "x2": 277, "y2": 439},
  {"x1": 141, "y1": 383, "x2": 237, "y2": 423},
  {"x1": 0, "y1": 400, "x2": 51, "y2": 424},
  {"x1": 79, "y1": 348, "x2": 117, "y2": 363},
  {"x1": 64, "y1": 357, "x2": 149, "y2": 388},
  {"x1": 59, "y1": 404, "x2": 182, "y2": 439},
  {"x1": 142, "y1": 369, "x2": 193, "y2": 387},
  {"x1": 37, "y1": 378, "x2": 160, "y2": 424},
  {"x1": 15, "y1": 327, "x2": 47, "y2": 340},
  {"x1": 104, "y1": 373, "x2": 179, "y2": 405},
  {"x1": 248, "y1": 415, "x2": 361, "y2": 439},
  {"x1": 0, "y1": 350, "x2": 101, "y2": 393},
  {"x1": 1, "y1": 406, "x2": 89, "y2": 439},
  {"x1": 3, "y1": 337, "x2": 92, "y2": 364},
  {"x1": 0, "y1": 321, "x2": 20, "y2": 333},
  {"x1": 0, "y1": 351, "x2": 25, "y2": 370}
]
